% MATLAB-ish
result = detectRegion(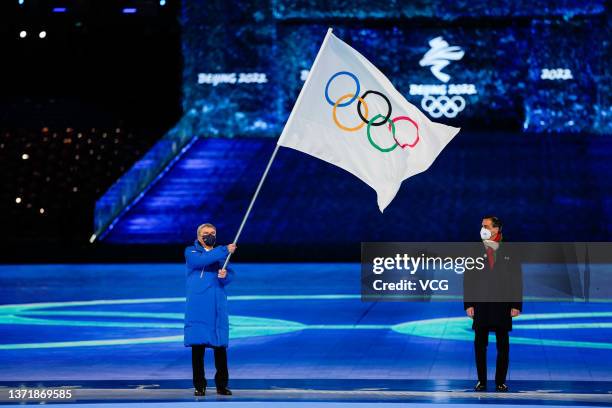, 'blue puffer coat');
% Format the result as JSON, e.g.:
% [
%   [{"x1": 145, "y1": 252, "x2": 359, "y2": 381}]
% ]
[{"x1": 183, "y1": 240, "x2": 234, "y2": 347}]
